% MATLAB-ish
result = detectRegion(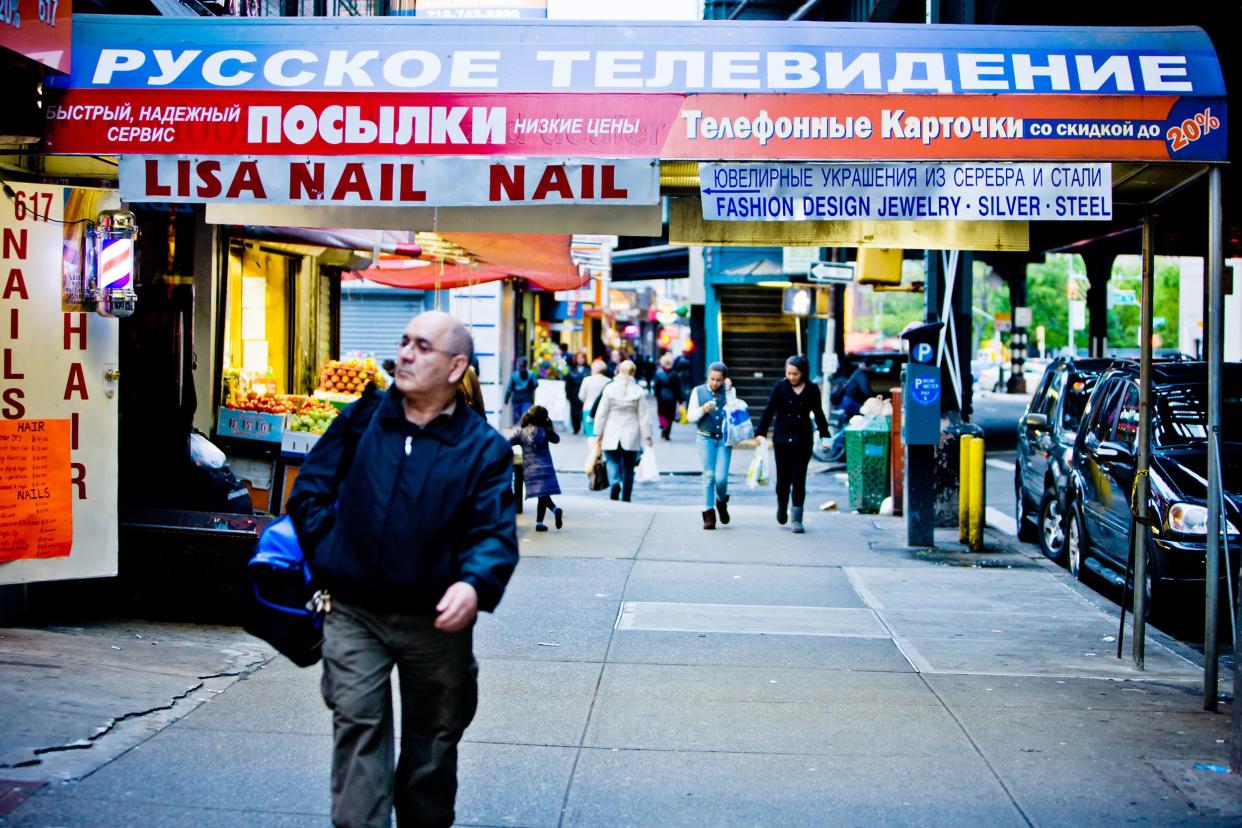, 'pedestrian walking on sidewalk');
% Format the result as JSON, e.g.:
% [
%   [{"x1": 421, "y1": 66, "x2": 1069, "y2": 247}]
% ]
[
  {"x1": 509, "y1": 405, "x2": 564, "y2": 532},
  {"x1": 503, "y1": 357, "x2": 538, "y2": 425},
  {"x1": 755, "y1": 355, "x2": 831, "y2": 534},
  {"x1": 578, "y1": 359, "x2": 610, "y2": 438},
  {"x1": 673, "y1": 347, "x2": 694, "y2": 405},
  {"x1": 564, "y1": 352, "x2": 590, "y2": 435},
  {"x1": 592, "y1": 359, "x2": 653, "y2": 502},
  {"x1": 654, "y1": 353, "x2": 682, "y2": 441},
  {"x1": 286, "y1": 311, "x2": 519, "y2": 828},
  {"x1": 687, "y1": 361, "x2": 737, "y2": 530}
]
